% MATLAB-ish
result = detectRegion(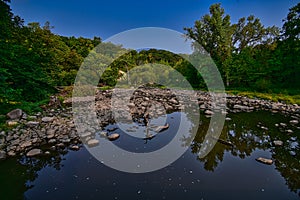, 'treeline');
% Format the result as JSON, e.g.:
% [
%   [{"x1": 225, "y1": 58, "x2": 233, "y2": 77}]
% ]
[
  {"x1": 185, "y1": 3, "x2": 300, "y2": 92},
  {"x1": 0, "y1": 0, "x2": 100, "y2": 109},
  {"x1": 0, "y1": 1, "x2": 299, "y2": 114}
]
